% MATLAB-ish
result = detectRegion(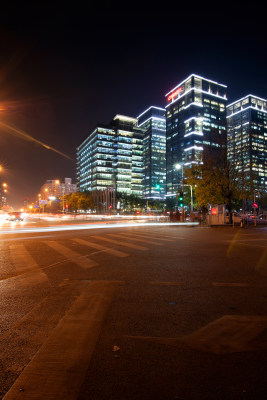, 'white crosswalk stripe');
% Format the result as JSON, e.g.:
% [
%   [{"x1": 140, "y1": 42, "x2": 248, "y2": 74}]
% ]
[
  {"x1": 72, "y1": 238, "x2": 129, "y2": 258},
  {"x1": 44, "y1": 241, "x2": 98, "y2": 269},
  {"x1": 107, "y1": 233, "x2": 163, "y2": 245},
  {"x1": 8, "y1": 244, "x2": 48, "y2": 286},
  {"x1": 119, "y1": 232, "x2": 176, "y2": 242},
  {"x1": 91, "y1": 235, "x2": 148, "y2": 250}
]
